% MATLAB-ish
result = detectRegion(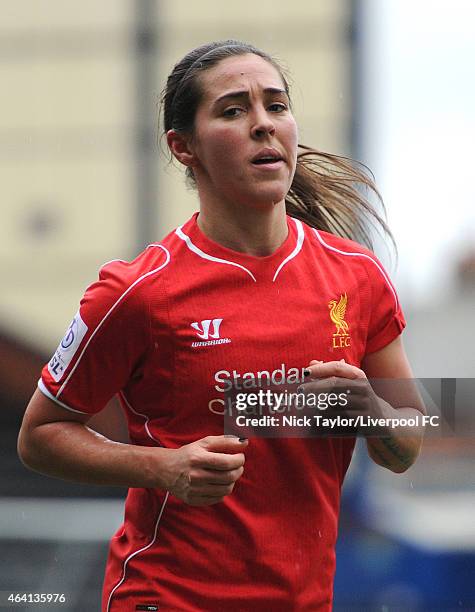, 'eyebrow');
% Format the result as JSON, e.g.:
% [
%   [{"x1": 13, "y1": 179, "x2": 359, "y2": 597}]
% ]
[{"x1": 213, "y1": 87, "x2": 288, "y2": 106}]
